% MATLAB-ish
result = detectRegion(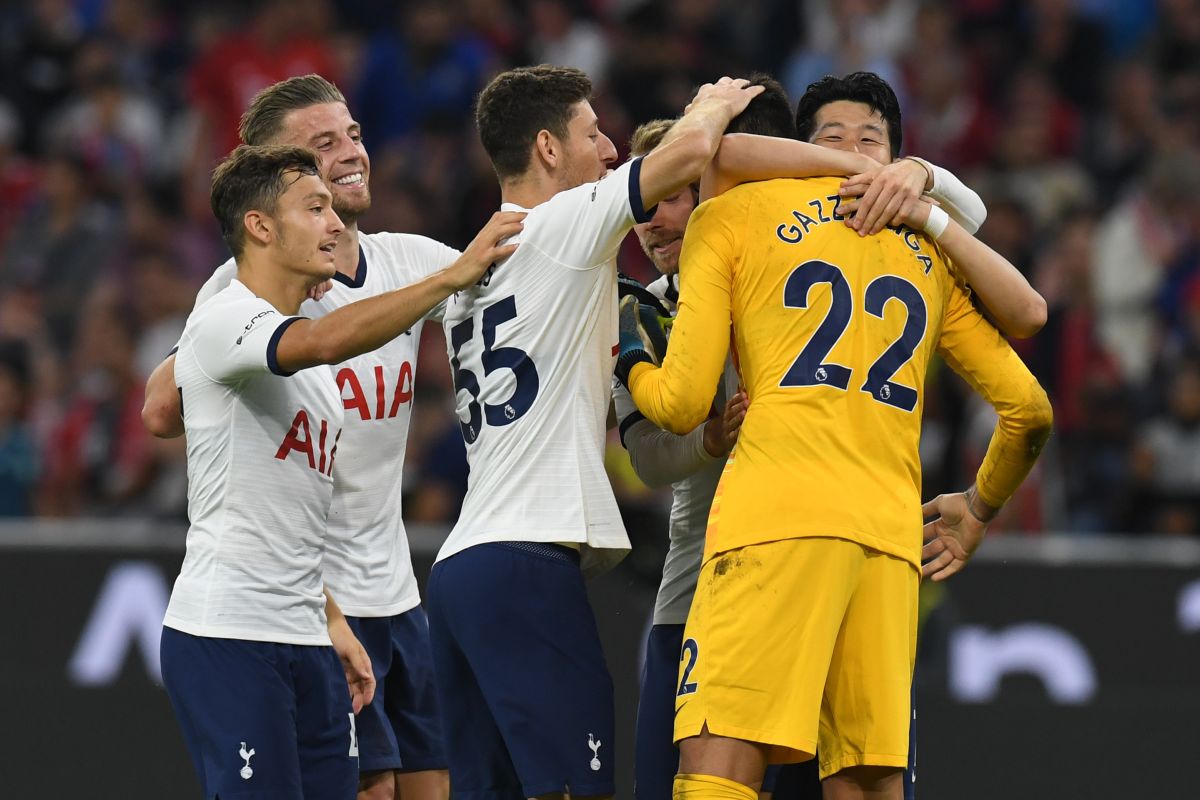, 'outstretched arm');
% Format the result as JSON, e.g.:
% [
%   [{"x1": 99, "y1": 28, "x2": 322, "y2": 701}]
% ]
[{"x1": 273, "y1": 212, "x2": 523, "y2": 372}]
